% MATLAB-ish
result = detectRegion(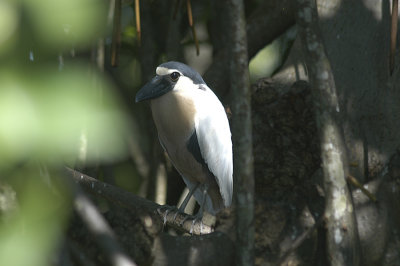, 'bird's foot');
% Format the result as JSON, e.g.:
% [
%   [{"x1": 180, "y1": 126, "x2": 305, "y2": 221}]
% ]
[
  {"x1": 189, "y1": 216, "x2": 204, "y2": 235},
  {"x1": 157, "y1": 205, "x2": 179, "y2": 226},
  {"x1": 157, "y1": 205, "x2": 208, "y2": 234},
  {"x1": 158, "y1": 205, "x2": 191, "y2": 227},
  {"x1": 172, "y1": 208, "x2": 185, "y2": 223}
]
